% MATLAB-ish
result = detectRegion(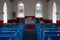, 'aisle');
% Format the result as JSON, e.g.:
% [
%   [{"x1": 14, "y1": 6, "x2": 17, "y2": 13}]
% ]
[{"x1": 23, "y1": 30, "x2": 37, "y2": 40}]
